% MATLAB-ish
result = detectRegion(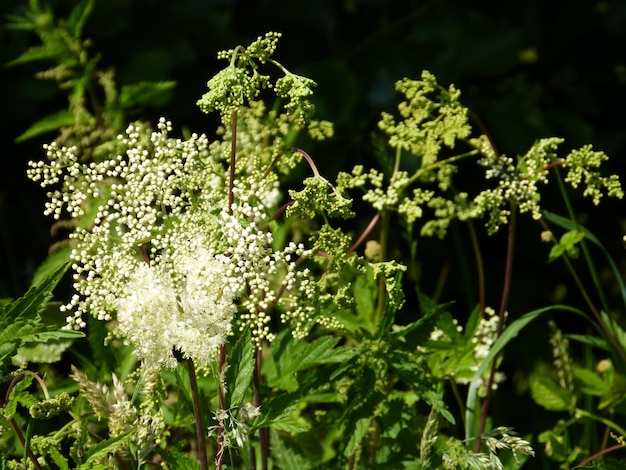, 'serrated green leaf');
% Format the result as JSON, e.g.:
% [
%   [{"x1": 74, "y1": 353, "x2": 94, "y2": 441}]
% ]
[
  {"x1": 339, "y1": 367, "x2": 382, "y2": 458},
  {"x1": 250, "y1": 391, "x2": 302, "y2": 431},
  {"x1": 14, "y1": 110, "x2": 76, "y2": 142},
  {"x1": 270, "y1": 431, "x2": 312, "y2": 470},
  {"x1": 66, "y1": 0, "x2": 94, "y2": 38},
  {"x1": 48, "y1": 446, "x2": 70, "y2": 470},
  {"x1": 269, "y1": 333, "x2": 342, "y2": 390},
  {"x1": 79, "y1": 432, "x2": 130, "y2": 467},
  {"x1": 530, "y1": 377, "x2": 574, "y2": 411},
  {"x1": 30, "y1": 247, "x2": 72, "y2": 288},
  {"x1": 157, "y1": 448, "x2": 201, "y2": 470},
  {"x1": 574, "y1": 367, "x2": 611, "y2": 396},
  {"x1": 2, "y1": 262, "x2": 69, "y2": 322},
  {"x1": 270, "y1": 413, "x2": 310, "y2": 433},
  {"x1": 5, "y1": 44, "x2": 63, "y2": 67},
  {"x1": 225, "y1": 328, "x2": 255, "y2": 408},
  {"x1": 390, "y1": 301, "x2": 451, "y2": 350}
]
